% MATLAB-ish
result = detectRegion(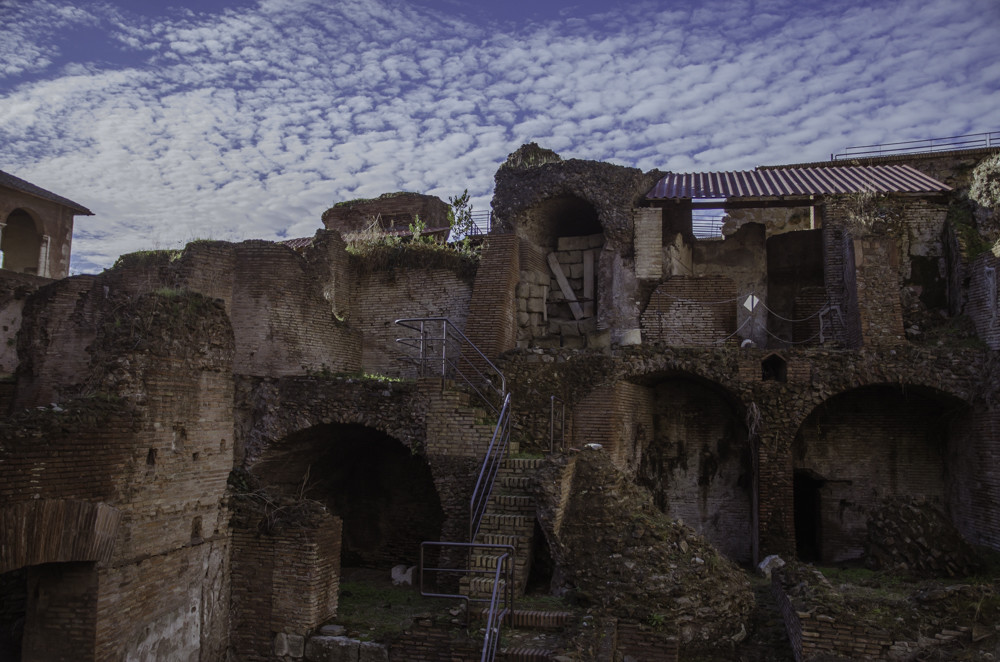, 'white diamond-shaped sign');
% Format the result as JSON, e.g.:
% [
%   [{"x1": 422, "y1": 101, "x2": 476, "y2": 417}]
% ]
[{"x1": 743, "y1": 294, "x2": 760, "y2": 312}]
